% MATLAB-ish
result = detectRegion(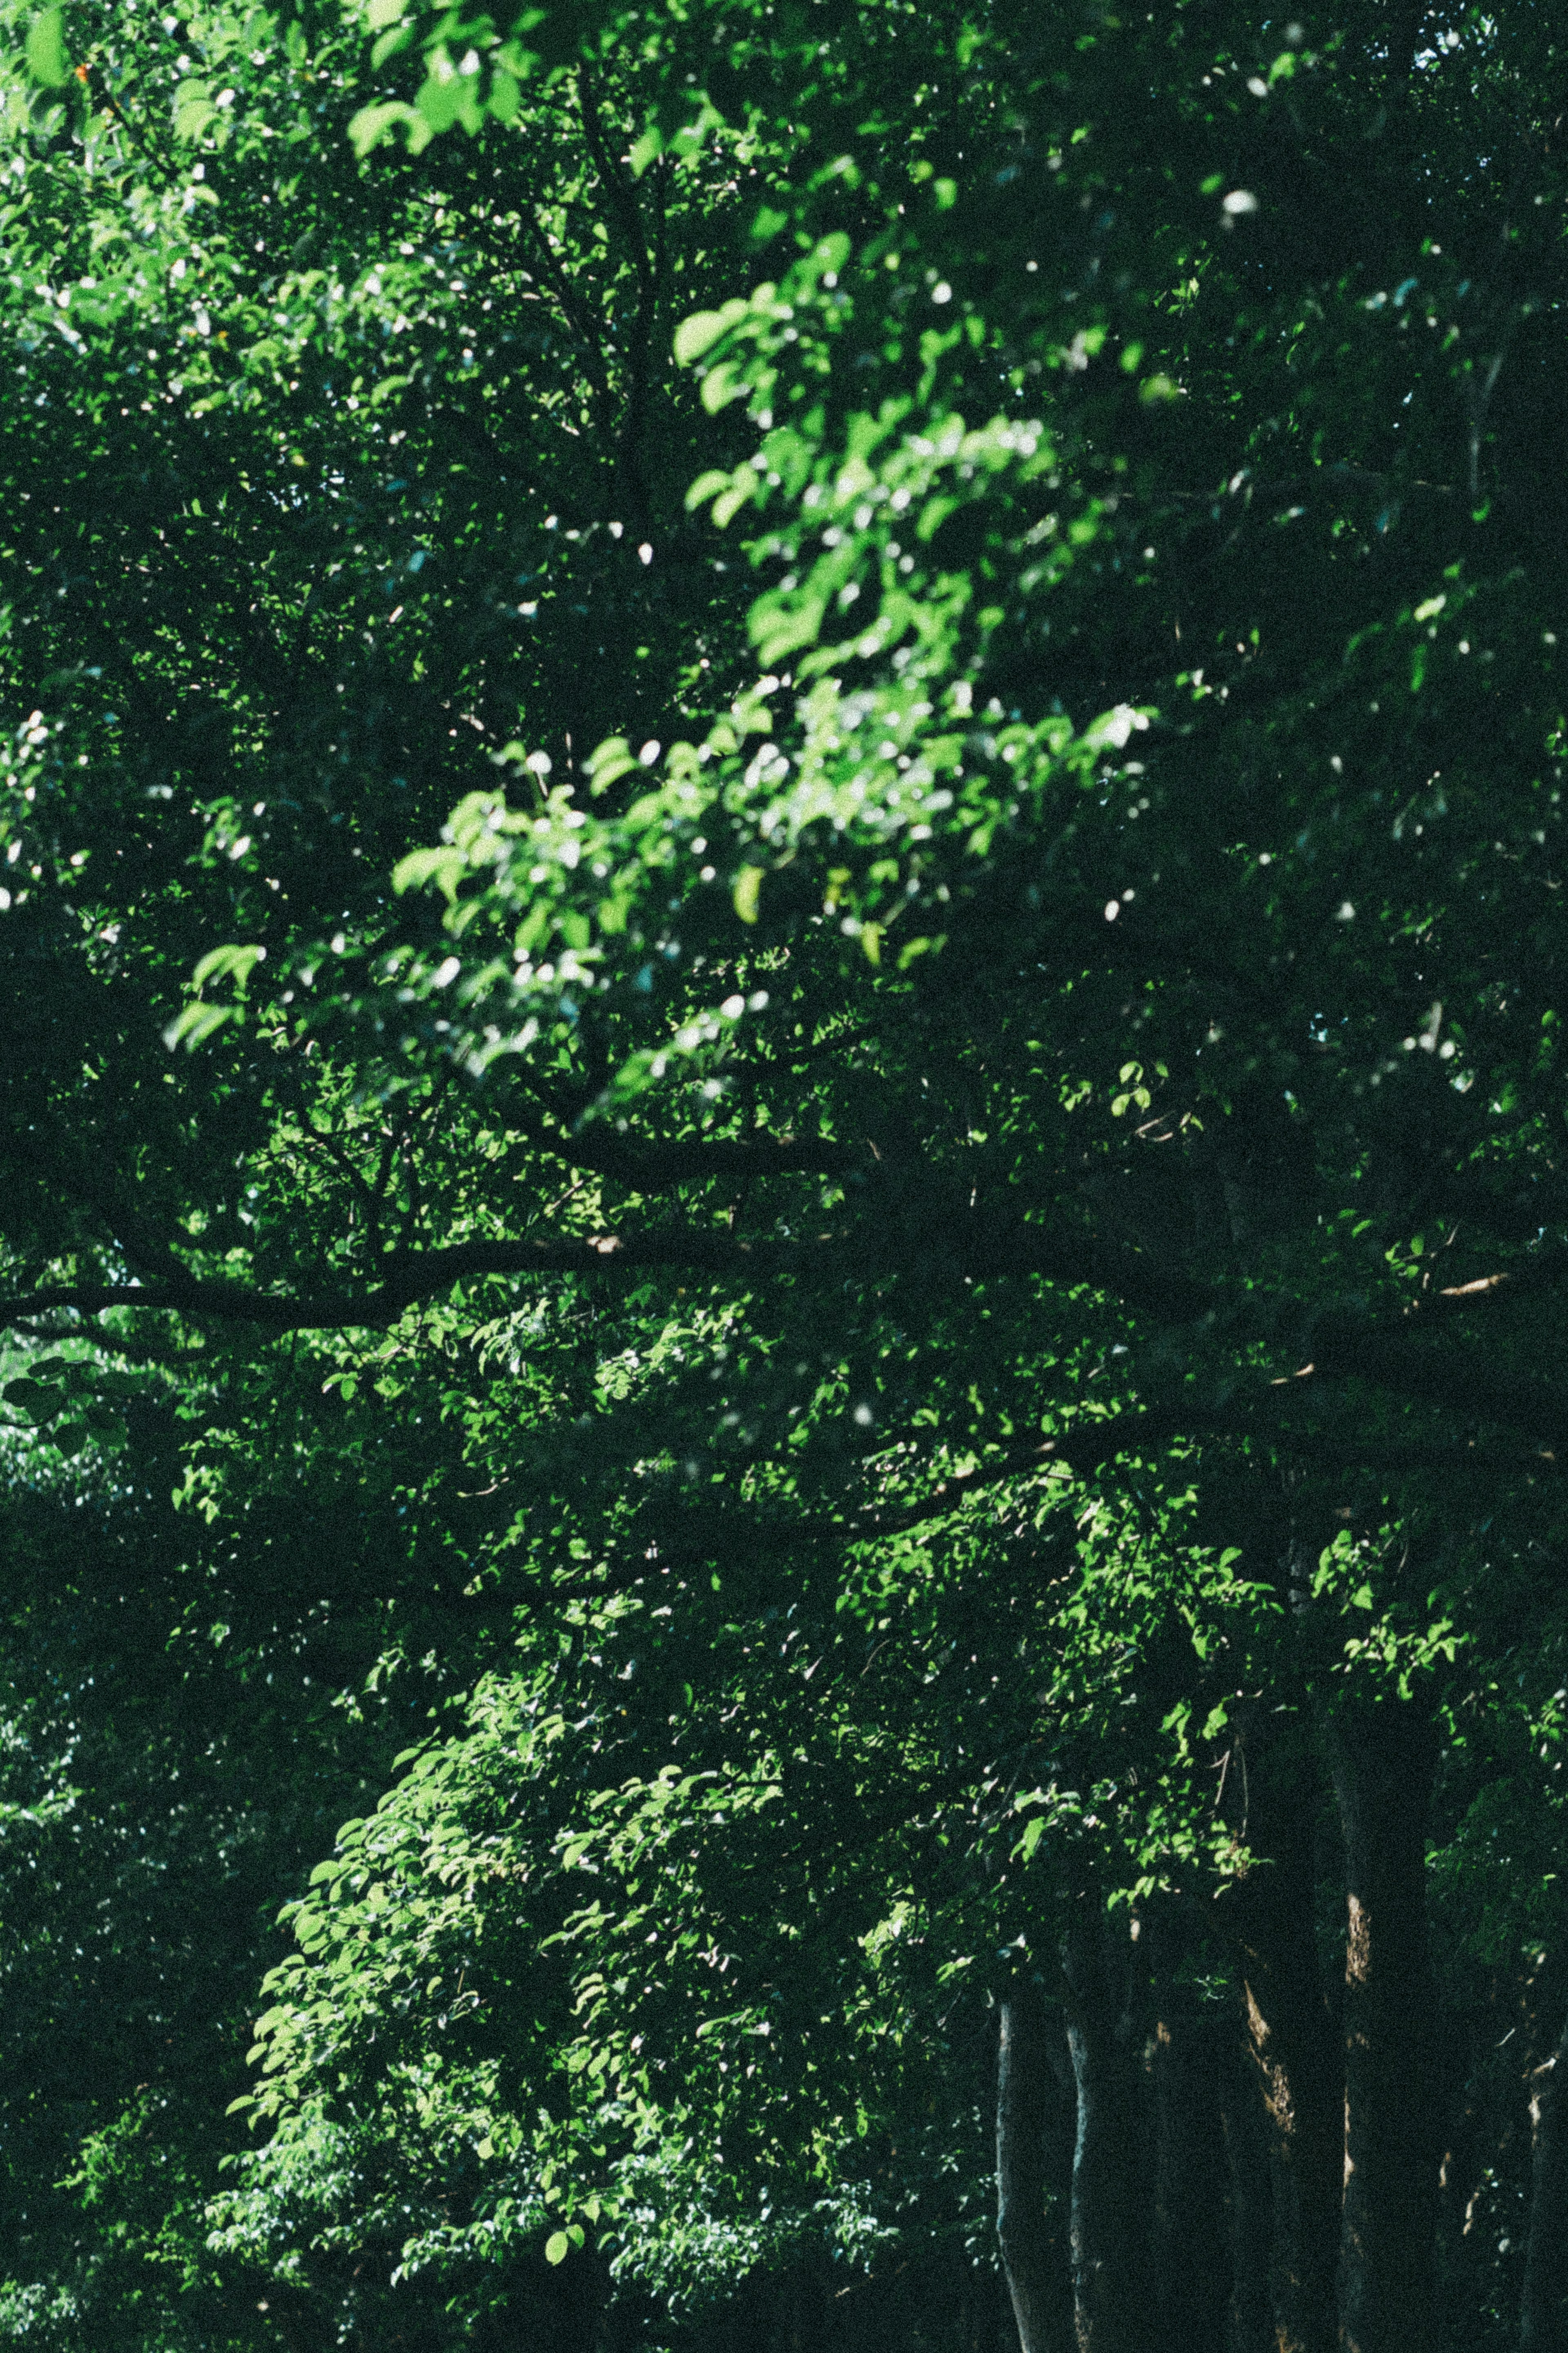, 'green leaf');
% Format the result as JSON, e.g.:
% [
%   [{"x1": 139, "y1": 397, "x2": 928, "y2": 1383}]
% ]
[
  {"x1": 163, "y1": 1002, "x2": 238, "y2": 1052},
  {"x1": 192, "y1": 943, "x2": 267, "y2": 992},
  {"x1": 685, "y1": 467, "x2": 733, "y2": 512},
  {"x1": 416, "y1": 56, "x2": 483, "y2": 139},
  {"x1": 732, "y1": 866, "x2": 764, "y2": 924},
  {"x1": 392, "y1": 847, "x2": 467, "y2": 903},
  {"x1": 3, "y1": 1378, "x2": 58, "y2": 1424},
  {"x1": 699, "y1": 362, "x2": 748, "y2": 415},
  {"x1": 545, "y1": 2230, "x2": 570, "y2": 2265},
  {"x1": 673, "y1": 310, "x2": 732, "y2": 368},
  {"x1": 350, "y1": 100, "x2": 425, "y2": 156},
  {"x1": 586, "y1": 738, "x2": 639, "y2": 794},
  {"x1": 174, "y1": 91, "x2": 218, "y2": 144},
  {"x1": 628, "y1": 126, "x2": 662, "y2": 177},
  {"x1": 25, "y1": 7, "x2": 69, "y2": 87},
  {"x1": 711, "y1": 479, "x2": 758, "y2": 528}
]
